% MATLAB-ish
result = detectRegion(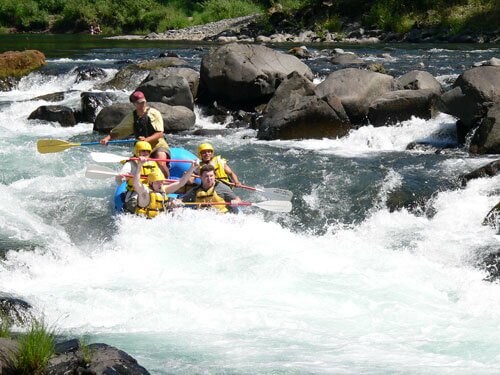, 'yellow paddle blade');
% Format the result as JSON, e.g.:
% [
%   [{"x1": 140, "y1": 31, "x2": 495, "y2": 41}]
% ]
[{"x1": 36, "y1": 139, "x2": 81, "y2": 154}]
